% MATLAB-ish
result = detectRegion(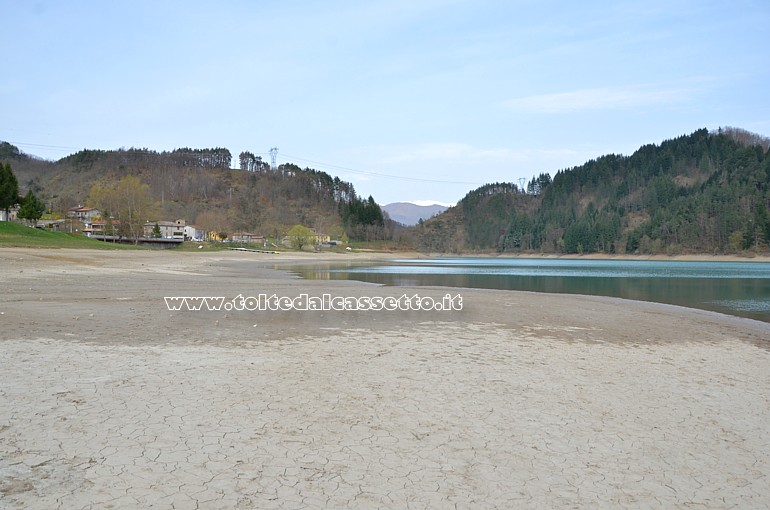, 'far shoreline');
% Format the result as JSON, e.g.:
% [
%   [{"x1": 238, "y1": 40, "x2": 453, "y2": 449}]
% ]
[
  {"x1": 397, "y1": 250, "x2": 770, "y2": 263},
  {"x1": 4, "y1": 244, "x2": 770, "y2": 263}
]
